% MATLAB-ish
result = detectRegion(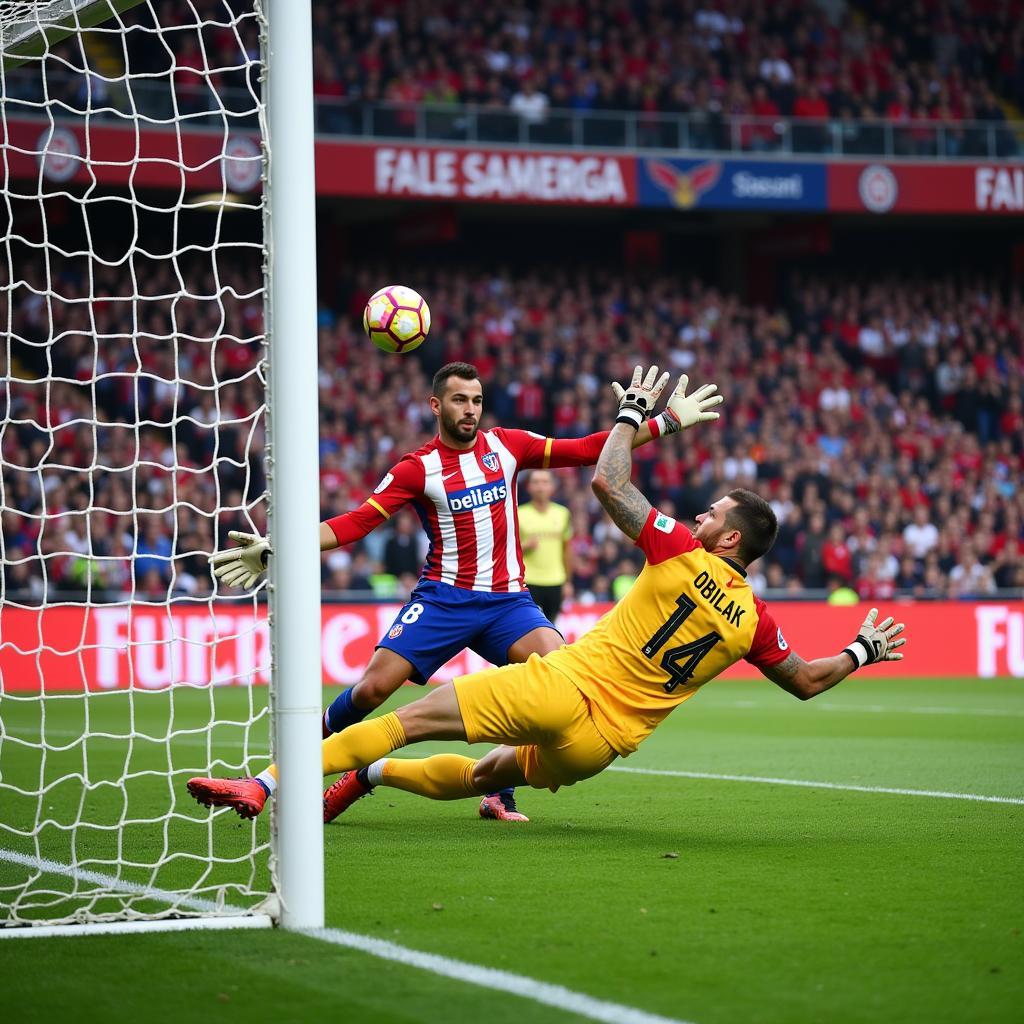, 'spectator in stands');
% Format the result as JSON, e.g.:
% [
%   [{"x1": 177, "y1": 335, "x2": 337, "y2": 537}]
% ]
[
  {"x1": 903, "y1": 505, "x2": 939, "y2": 560},
  {"x1": 792, "y1": 82, "x2": 831, "y2": 152},
  {"x1": 510, "y1": 75, "x2": 549, "y2": 125},
  {"x1": 747, "y1": 81, "x2": 781, "y2": 151}
]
